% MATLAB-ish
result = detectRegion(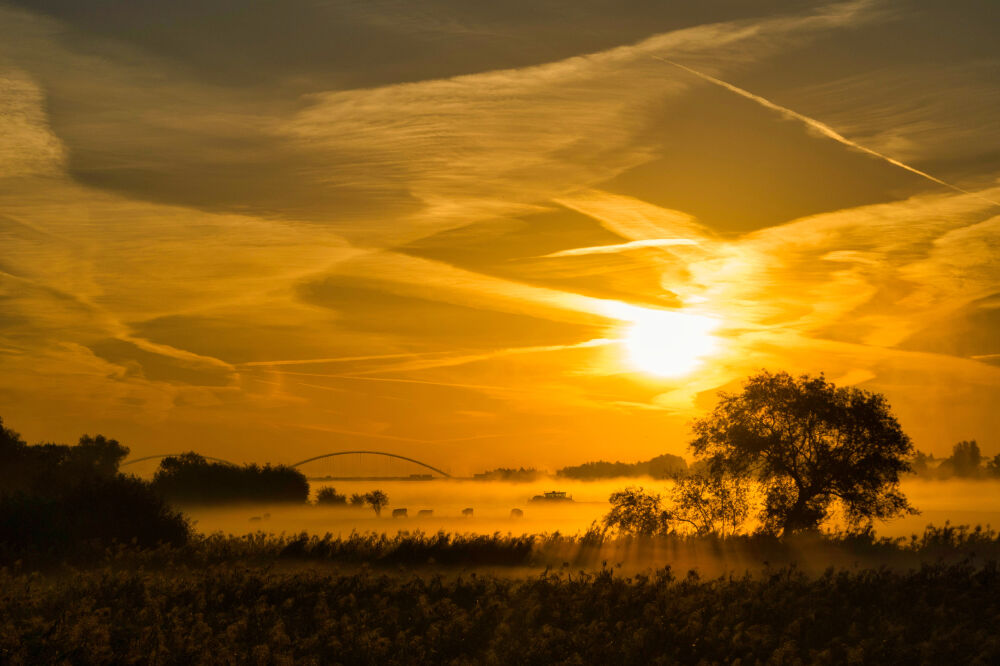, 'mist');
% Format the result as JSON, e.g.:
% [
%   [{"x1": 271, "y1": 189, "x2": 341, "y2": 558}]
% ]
[{"x1": 183, "y1": 477, "x2": 1000, "y2": 543}]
